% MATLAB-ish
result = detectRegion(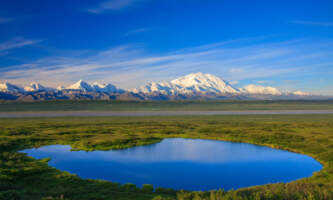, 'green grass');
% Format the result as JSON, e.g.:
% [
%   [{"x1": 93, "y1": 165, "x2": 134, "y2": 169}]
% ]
[
  {"x1": 1, "y1": 100, "x2": 333, "y2": 112},
  {"x1": 1, "y1": 115, "x2": 333, "y2": 199}
]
